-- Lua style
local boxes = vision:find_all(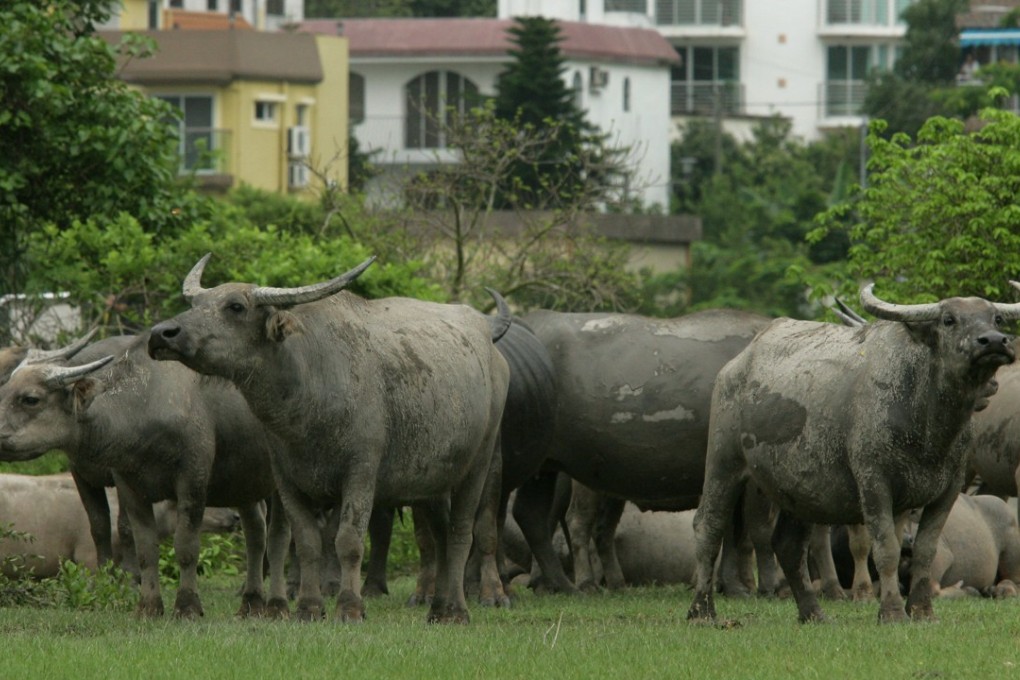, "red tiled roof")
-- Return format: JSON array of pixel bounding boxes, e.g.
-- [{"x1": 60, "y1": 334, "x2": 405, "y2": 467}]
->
[
  {"x1": 166, "y1": 9, "x2": 254, "y2": 30},
  {"x1": 299, "y1": 17, "x2": 679, "y2": 66}
]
